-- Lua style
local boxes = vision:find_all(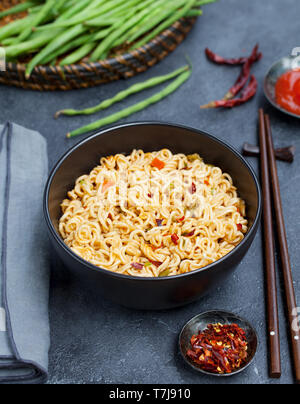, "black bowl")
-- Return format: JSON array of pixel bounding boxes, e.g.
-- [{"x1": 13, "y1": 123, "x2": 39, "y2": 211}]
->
[
  {"x1": 179, "y1": 310, "x2": 258, "y2": 377},
  {"x1": 44, "y1": 122, "x2": 261, "y2": 310}
]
